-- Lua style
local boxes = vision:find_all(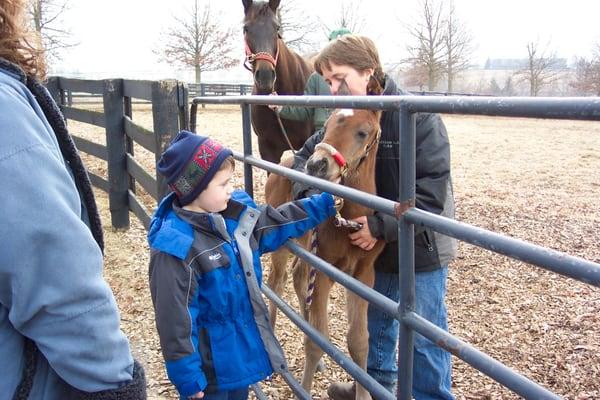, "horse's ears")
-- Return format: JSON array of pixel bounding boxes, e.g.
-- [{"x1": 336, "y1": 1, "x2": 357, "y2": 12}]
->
[
  {"x1": 269, "y1": 0, "x2": 280, "y2": 12},
  {"x1": 367, "y1": 75, "x2": 383, "y2": 96},
  {"x1": 371, "y1": 109, "x2": 383, "y2": 121},
  {"x1": 242, "y1": 0, "x2": 252, "y2": 12}
]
